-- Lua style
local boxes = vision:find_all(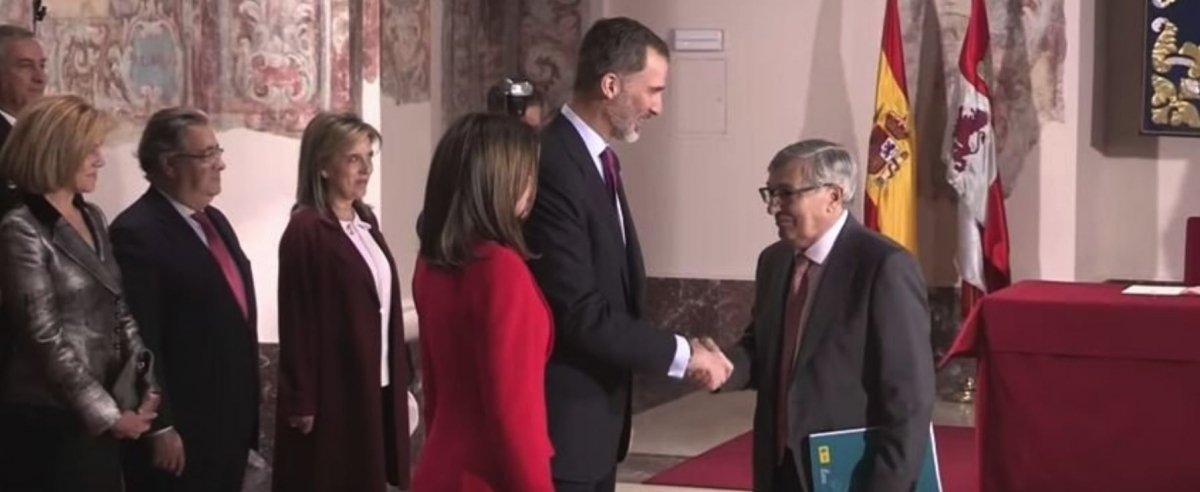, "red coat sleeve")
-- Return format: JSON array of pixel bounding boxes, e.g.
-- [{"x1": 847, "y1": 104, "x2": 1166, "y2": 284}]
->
[
  {"x1": 277, "y1": 217, "x2": 322, "y2": 418},
  {"x1": 474, "y1": 251, "x2": 554, "y2": 492}
]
